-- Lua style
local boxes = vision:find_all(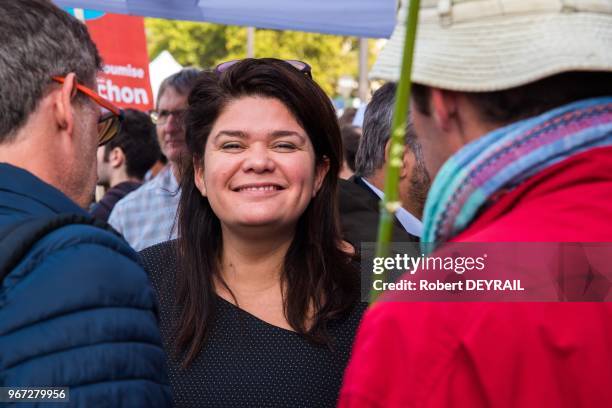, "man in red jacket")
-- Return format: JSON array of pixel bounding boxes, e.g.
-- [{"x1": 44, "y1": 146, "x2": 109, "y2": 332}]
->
[{"x1": 340, "y1": 0, "x2": 612, "y2": 407}]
